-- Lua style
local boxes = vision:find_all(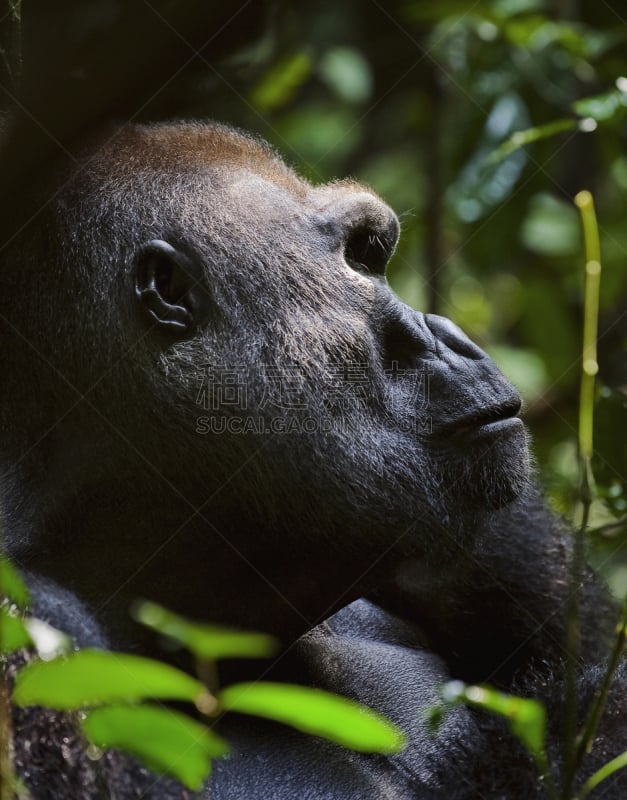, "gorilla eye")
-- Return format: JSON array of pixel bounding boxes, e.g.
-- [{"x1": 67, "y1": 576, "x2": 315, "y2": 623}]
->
[{"x1": 344, "y1": 226, "x2": 390, "y2": 276}]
